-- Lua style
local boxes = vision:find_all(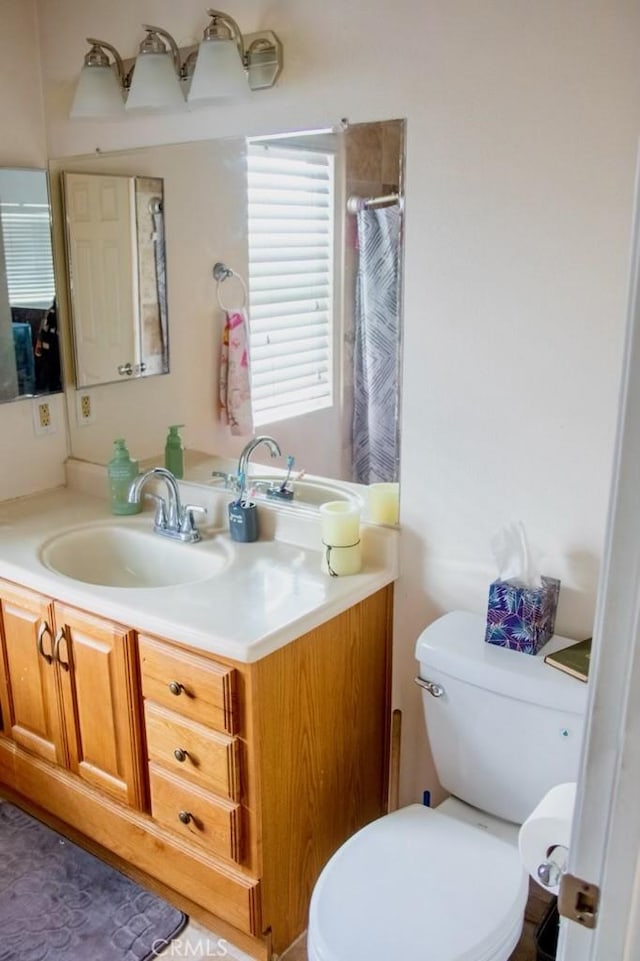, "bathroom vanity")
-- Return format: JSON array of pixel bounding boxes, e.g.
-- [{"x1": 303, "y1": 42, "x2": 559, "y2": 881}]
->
[{"x1": 0, "y1": 481, "x2": 396, "y2": 958}]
